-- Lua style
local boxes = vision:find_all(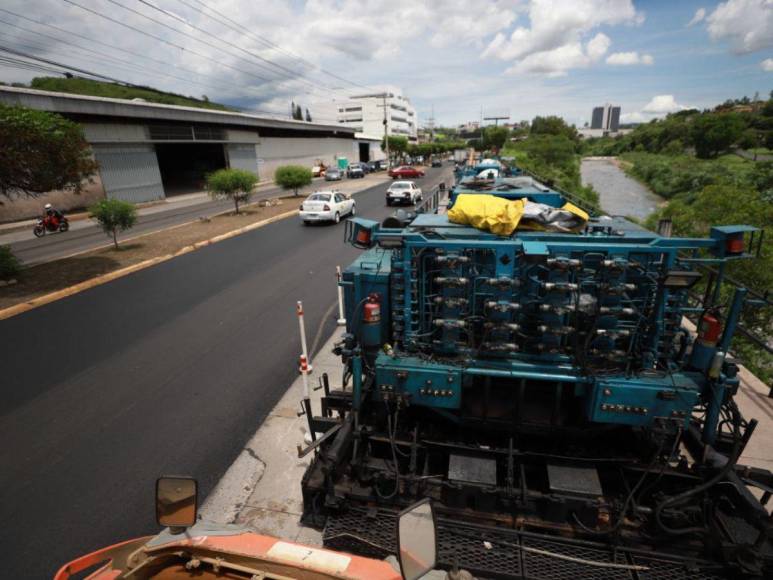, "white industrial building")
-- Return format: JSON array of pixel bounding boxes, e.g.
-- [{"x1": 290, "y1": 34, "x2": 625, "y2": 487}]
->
[
  {"x1": 0, "y1": 86, "x2": 383, "y2": 221},
  {"x1": 312, "y1": 86, "x2": 418, "y2": 142}
]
